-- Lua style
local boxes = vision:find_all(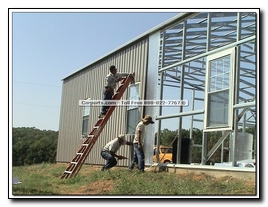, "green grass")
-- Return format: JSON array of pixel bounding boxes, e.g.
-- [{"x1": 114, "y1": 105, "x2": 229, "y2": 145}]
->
[{"x1": 12, "y1": 163, "x2": 256, "y2": 196}]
